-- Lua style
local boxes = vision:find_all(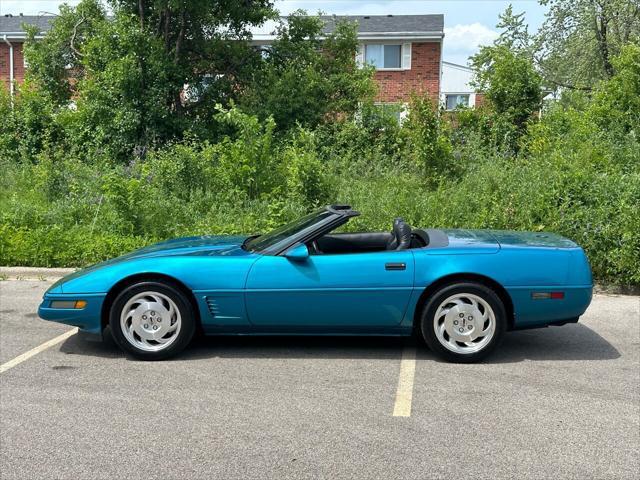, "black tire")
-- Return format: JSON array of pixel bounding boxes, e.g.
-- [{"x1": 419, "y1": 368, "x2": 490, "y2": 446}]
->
[
  {"x1": 109, "y1": 280, "x2": 196, "y2": 360},
  {"x1": 420, "y1": 282, "x2": 506, "y2": 363}
]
